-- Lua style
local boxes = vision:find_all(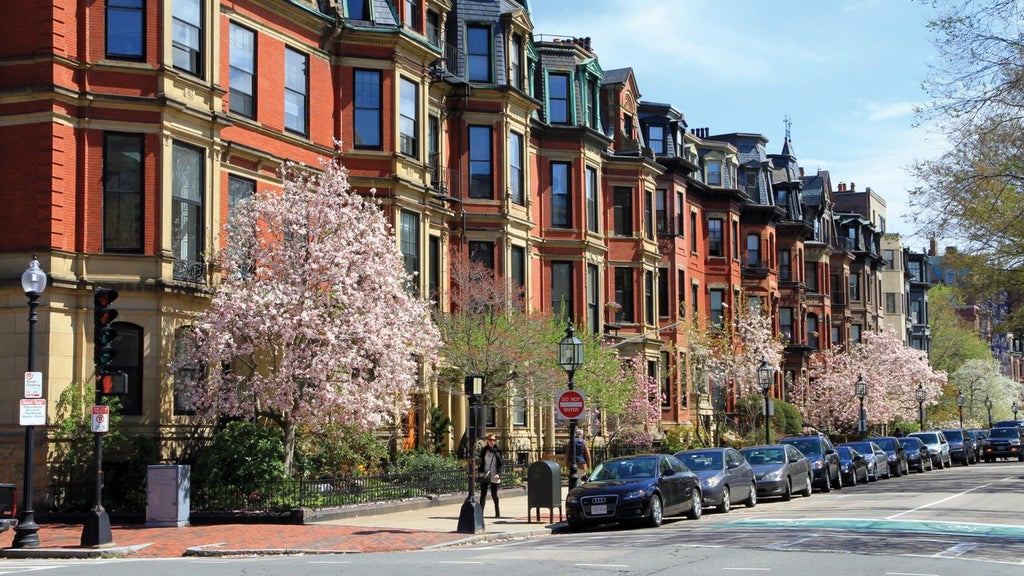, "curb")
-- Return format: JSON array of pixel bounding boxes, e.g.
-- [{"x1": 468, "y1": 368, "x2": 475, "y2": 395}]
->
[{"x1": 1, "y1": 542, "x2": 152, "y2": 559}]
